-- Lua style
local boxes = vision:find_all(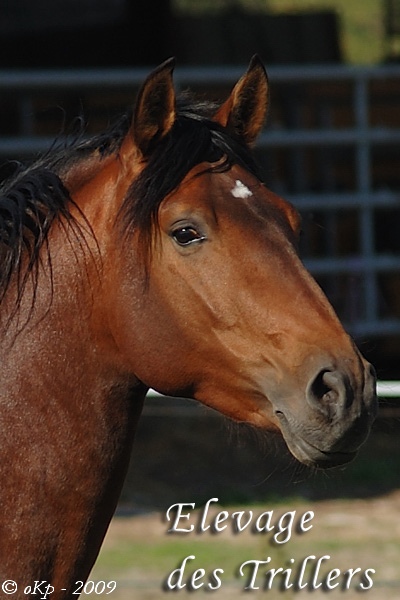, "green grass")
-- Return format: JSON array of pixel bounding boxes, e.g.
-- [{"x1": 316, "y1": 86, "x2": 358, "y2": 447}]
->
[
  {"x1": 93, "y1": 536, "x2": 262, "y2": 578},
  {"x1": 266, "y1": 0, "x2": 384, "y2": 63}
]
